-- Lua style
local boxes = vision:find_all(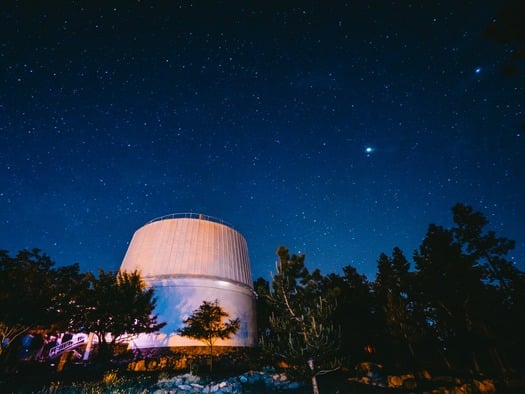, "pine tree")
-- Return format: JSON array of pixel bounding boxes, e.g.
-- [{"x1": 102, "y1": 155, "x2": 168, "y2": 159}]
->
[
  {"x1": 413, "y1": 203, "x2": 520, "y2": 375},
  {"x1": 262, "y1": 246, "x2": 340, "y2": 394}
]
